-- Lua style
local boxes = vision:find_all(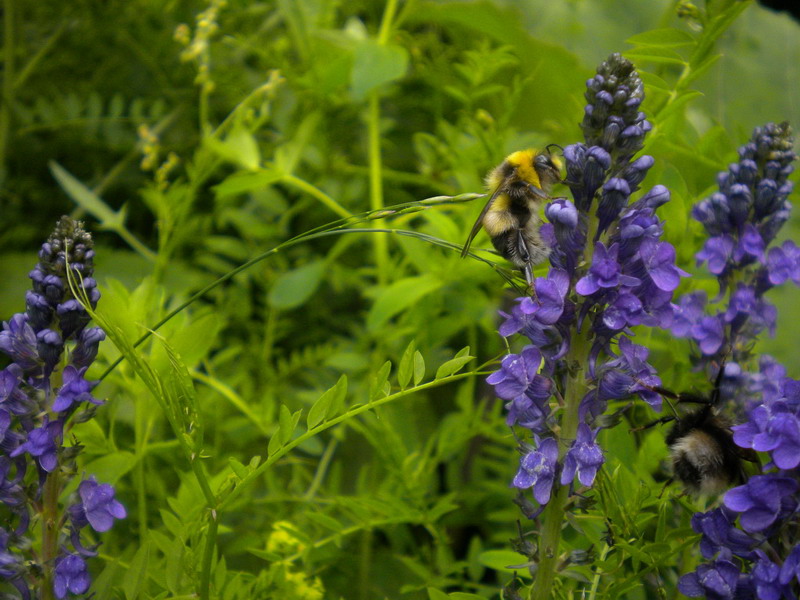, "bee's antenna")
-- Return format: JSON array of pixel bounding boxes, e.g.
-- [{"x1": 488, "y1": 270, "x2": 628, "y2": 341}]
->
[{"x1": 545, "y1": 143, "x2": 564, "y2": 155}]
